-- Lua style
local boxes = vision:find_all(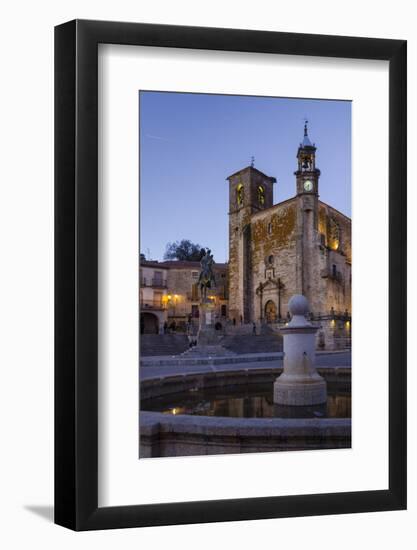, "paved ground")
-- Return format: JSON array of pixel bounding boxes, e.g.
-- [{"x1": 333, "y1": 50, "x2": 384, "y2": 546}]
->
[{"x1": 140, "y1": 350, "x2": 351, "y2": 381}]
